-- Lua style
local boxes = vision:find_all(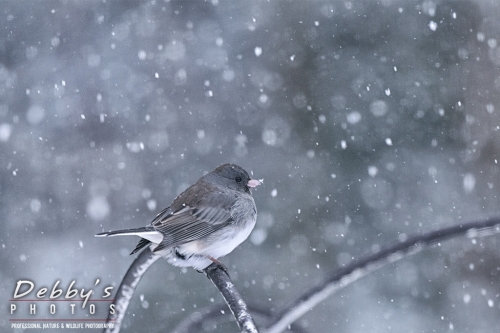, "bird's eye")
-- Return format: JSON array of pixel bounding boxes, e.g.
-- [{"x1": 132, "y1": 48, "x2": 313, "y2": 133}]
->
[{"x1": 235, "y1": 176, "x2": 242, "y2": 183}]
